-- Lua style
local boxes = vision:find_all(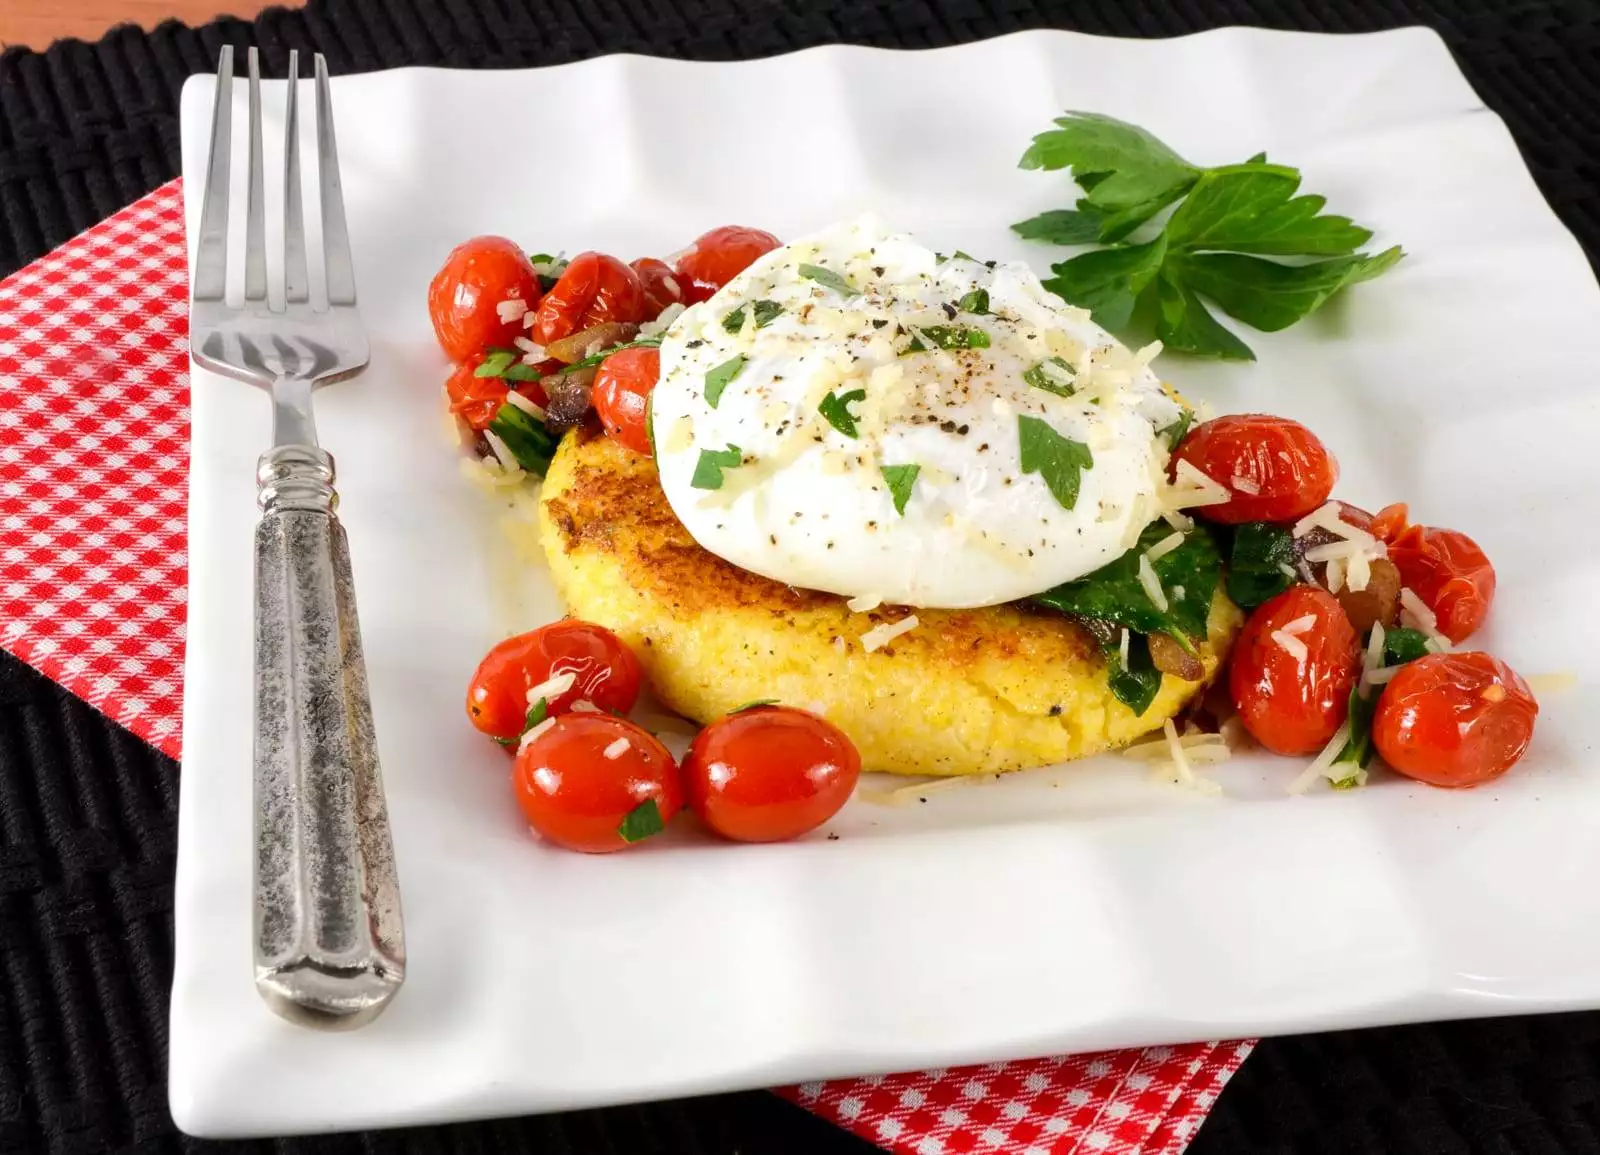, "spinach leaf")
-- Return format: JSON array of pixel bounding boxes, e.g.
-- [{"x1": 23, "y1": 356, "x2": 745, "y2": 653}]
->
[
  {"x1": 1033, "y1": 522, "x2": 1221, "y2": 642},
  {"x1": 1226, "y1": 522, "x2": 1297, "y2": 609},
  {"x1": 1383, "y1": 627, "x2": 1431, "y2": 667},
  {"x1": 1106, "y1": 632, "x2": 1162, "y2": 716}
]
